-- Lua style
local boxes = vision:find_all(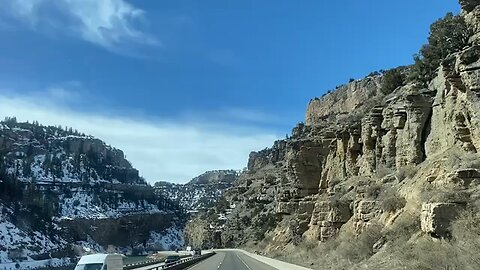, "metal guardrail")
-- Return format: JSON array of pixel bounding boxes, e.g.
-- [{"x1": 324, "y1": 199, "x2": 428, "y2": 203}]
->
[
  {"x1": 124, "y1": 255, "x2": 191, "y2": 270},
  {"x1": 124, "y1": 258, "x2": 165, "y2": 270},
  {"x1": 142, "y1": 252, "x2": 216, "y2": 270}
]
